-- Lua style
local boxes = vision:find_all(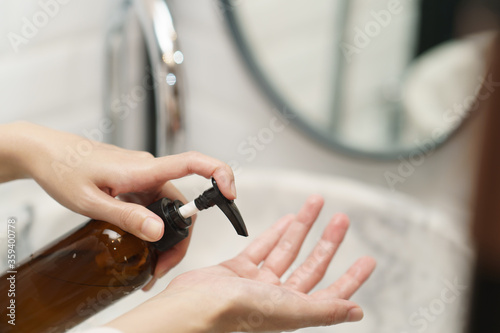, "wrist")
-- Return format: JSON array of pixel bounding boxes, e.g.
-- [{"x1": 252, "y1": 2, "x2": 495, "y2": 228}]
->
[
  {"x1": 105, "y1": 290, "x2": 230, "y2": 333},
  {"x1": 0, "y1": 121, "x2": 35, "y2": 181}
]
